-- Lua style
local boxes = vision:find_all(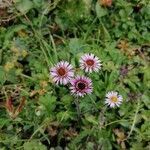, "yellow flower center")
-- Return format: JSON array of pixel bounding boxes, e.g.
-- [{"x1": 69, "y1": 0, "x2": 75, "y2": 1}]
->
[{"x1": 111, "y1": 96, "x2": 118, "y2": 103}]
